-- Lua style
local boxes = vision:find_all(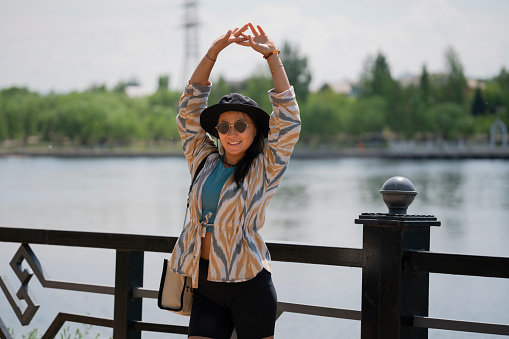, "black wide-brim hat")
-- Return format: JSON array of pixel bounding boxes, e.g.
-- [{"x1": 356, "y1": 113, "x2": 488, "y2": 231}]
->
[{"x1": 200, "y1": 93, "x2": 270, "y2": 138}]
